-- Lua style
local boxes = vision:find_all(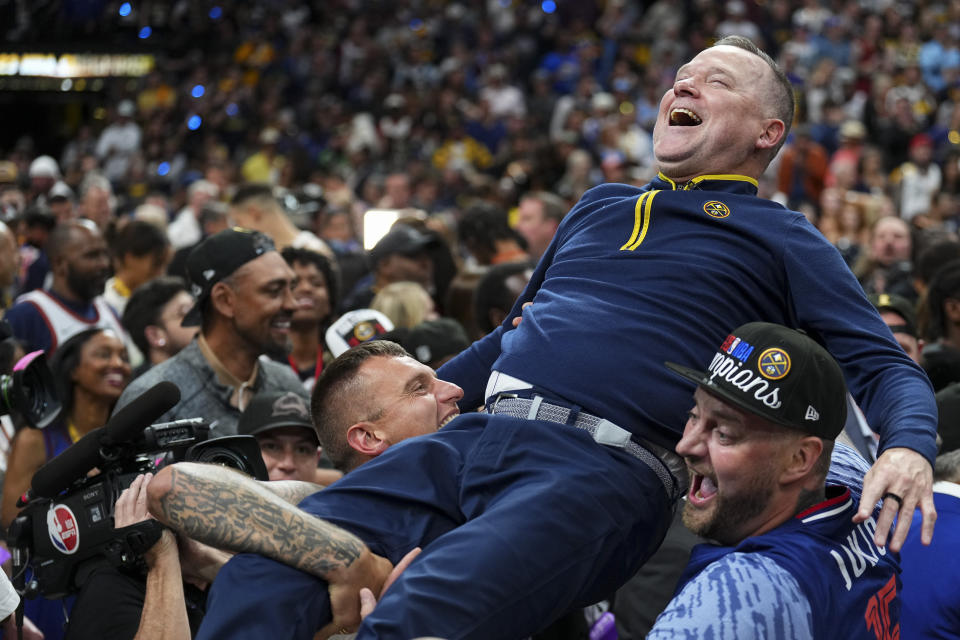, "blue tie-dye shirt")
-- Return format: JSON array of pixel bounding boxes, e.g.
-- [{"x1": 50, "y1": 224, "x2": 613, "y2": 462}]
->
[{"x1": 648, "y1": 444, "x2": 900, "y2": 639}]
